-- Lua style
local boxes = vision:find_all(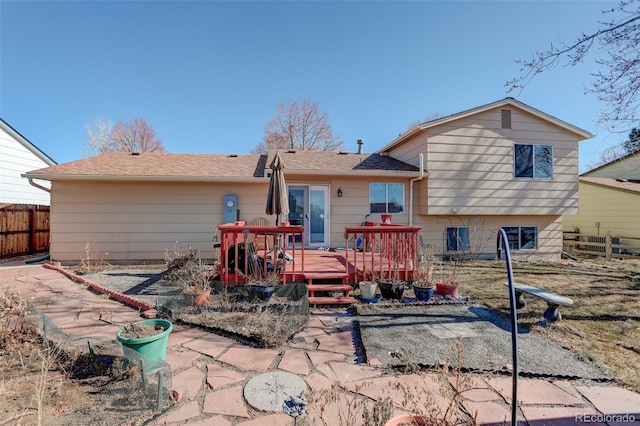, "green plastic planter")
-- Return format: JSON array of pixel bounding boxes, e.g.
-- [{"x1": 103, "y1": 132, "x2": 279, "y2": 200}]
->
[{"x1": 117, "y1": 319, "x2": 173, "y2": 364}]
